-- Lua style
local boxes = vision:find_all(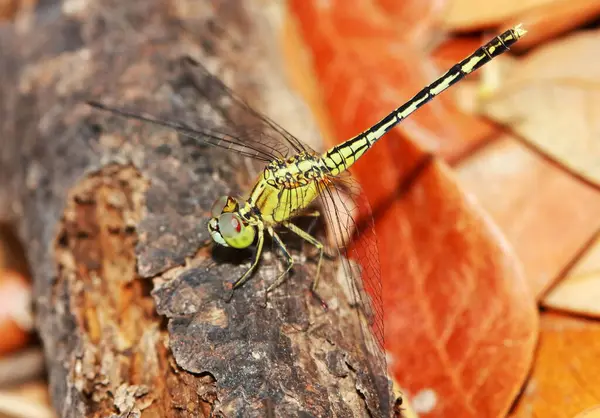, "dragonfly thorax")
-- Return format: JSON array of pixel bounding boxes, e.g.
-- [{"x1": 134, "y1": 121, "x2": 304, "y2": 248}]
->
[
  {"x1": 265, "y1": 151, "x2": 327, "y2": 188},
  {"x1": 208, "y1": 196, "x2": 256, "y2": 249}
]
